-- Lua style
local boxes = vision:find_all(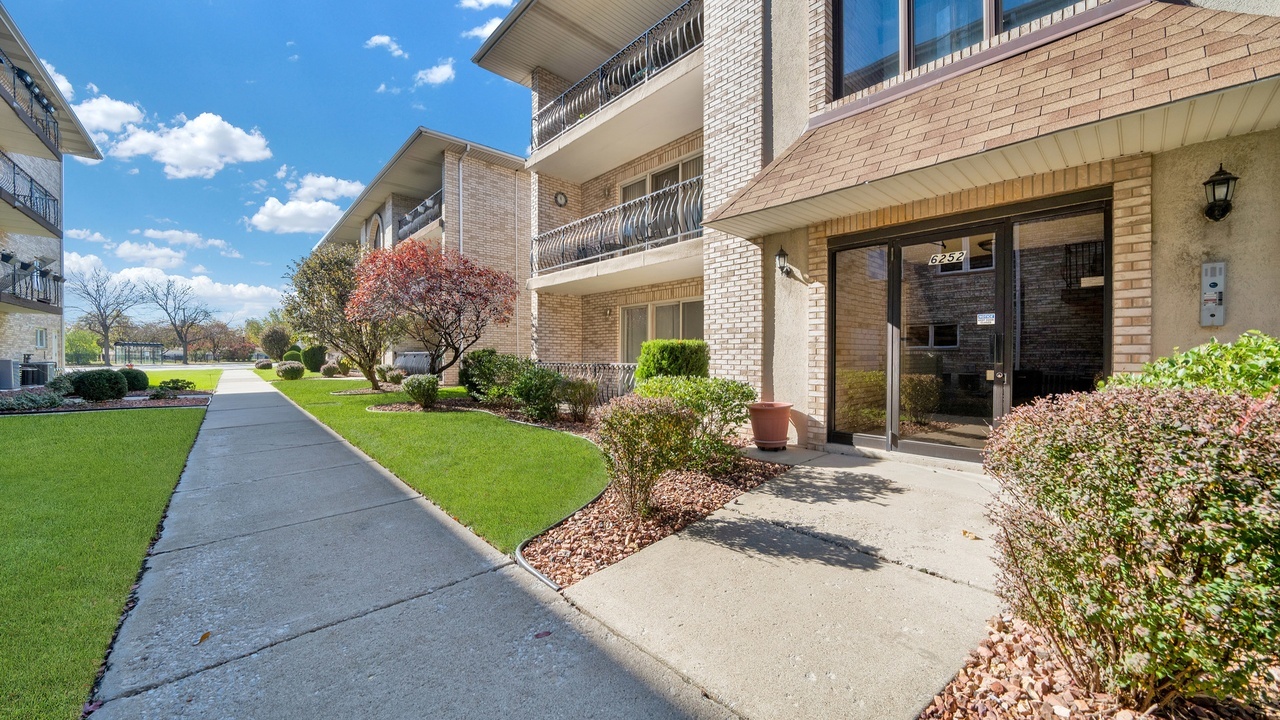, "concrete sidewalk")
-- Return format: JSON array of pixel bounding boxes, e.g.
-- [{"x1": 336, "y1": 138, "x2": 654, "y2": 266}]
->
[
  {"x1": 564, "y1": 448, "x2": 1001, "y2": 720},
  {"x1": 92, "y1": 369, "x2": 728, "y2": 719}
]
